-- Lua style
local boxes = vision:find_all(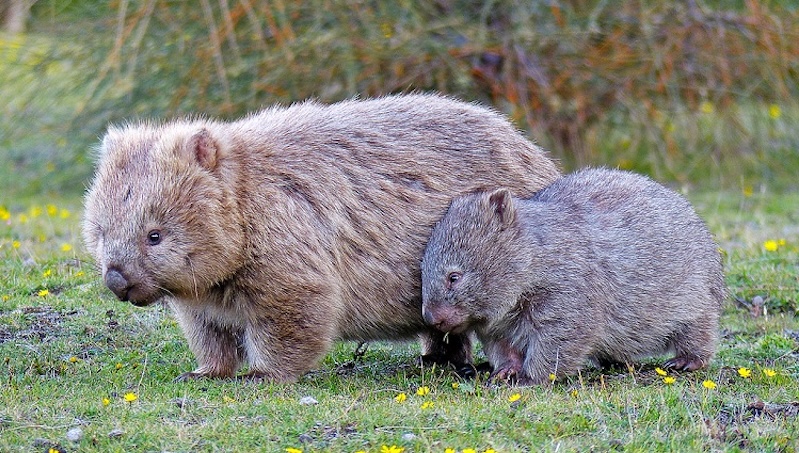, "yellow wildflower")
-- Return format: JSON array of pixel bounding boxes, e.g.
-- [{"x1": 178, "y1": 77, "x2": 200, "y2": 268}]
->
[
  {"x1": 451, "y1": 382, "x2": 459, "y2": 389},
  {"x1": 416, "y1": 386, "x2": 430, "y2": 396},
  {"x1": 484, "y1": 449, "x2": 496, "y2": 453},
  {"x1": 59, "y1": 208, "x2": 71, "y2": 219},
  {"x1": 738, "y1": 367, "x2": 752, "y2": 378},
  {"x1": 115, "y1": 363, "x2": 124, "y2": 370},
  {"x1": 61, "y1": 243, "x2": 73, "y2": 252},
  {"x1": 17, "y1": 214, "x2": 28, "y2": 224},
  {"x1": 46, "y1": 204, "x2": 58, "y2": 217},
  {"x1": 663, "y1": 376, "x2": 676, "y2": 385},
  {"x1": 69, "y1": 356, "x2": 78, "y2": 363},
  {"x1": 75, "y1": 271, "x2": 85, "y2": 277},
  {"x1": 43, "y1": 269, "x2": 52, "y2": 278},
  {"x1": 769, "y1": 104, "x2": 781, "y2": 119},
  {"x1": 445, "y1": 449, "x2": 456, "y2": 453},
  {"x1": 49, "y1": 448, "x2": 60, "y2": 453},
  {"x1": 30, "y1": 206, "x2": 42, "y2": 218},
  {"x1": 702, "y1": 380, "x2": 717, "y2": 390},
  {"x1": 763, "y1": 368, "x2": 777, "y2": 377},
  {"x1": 285, "y1": 448, "x2": 302, "y2": 453},
  {"x1": 655, "y1": 367, "x2": 668, "y2": 376},
  {"x1": 102, "y1": 398, "x2": 111, "y2": 406},
  {"x1": 548, "y1": 373, "x2": 556, "y2": 382},
  {"x1": 700, "y1": 101, "x2": 714, "y2": 114},
  {"x1": 421, "y1": 401, "x2": 434, "y2": 409},
  {"x1": 0, "y1": 207, "x2": 9, "y2": 221},
  {"x1": 763, "y1": 240, "x2": 779, "y2": 252},
  {"x1": 570, "y1": 389, "x2": 579, "y2": 398},
  {"x1": 394, "y1": 392, "x2": 407, "y2": 403},
  {"x1": 123, "y1": 392, "x2": 138, "y2": 403},
  {"x1": 2, "y1": 295, "x2": 9, "y2": 302},
  {"x1": 12, "y1": 240, "x2": 21, "y2": 249},
  {"x1": 508, "y1": 393, "x2": 521, "y2": 403},
  {"x1": 38, "y1": 289, "x2": 49, "y2": 297},
  {"x1": 380, "y1": 446, "x2": 404, "y2": 453}
]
